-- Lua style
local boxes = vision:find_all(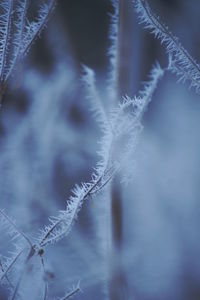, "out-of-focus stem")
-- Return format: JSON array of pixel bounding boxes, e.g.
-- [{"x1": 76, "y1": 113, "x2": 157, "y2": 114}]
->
[
  {"x1": 116, "y1": 0, "x2": 135, "y2": 97},
  {"x1": 109, "y1": 0, "x2": 134, "y2": 299}
]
